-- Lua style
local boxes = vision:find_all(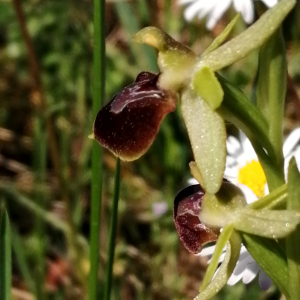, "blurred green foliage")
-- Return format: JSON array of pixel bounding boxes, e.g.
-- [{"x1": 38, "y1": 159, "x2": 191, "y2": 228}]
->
[{"x1": 0, "y1": 0, "x2": 300, "y2": 299}]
